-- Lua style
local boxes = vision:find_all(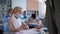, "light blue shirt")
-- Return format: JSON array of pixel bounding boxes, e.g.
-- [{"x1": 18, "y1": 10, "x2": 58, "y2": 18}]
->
[{"x1": 2, "y1": 15, "x2": 9, "y2": 32}]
